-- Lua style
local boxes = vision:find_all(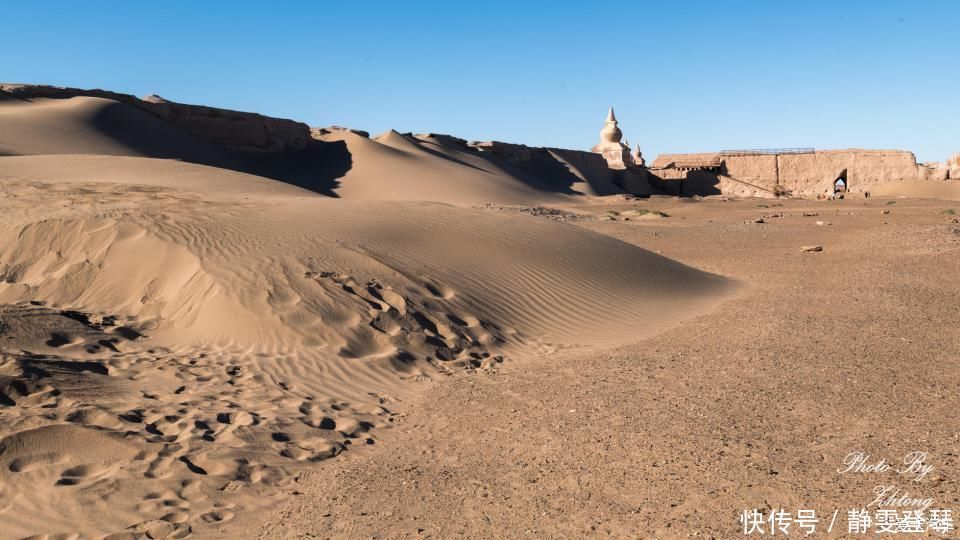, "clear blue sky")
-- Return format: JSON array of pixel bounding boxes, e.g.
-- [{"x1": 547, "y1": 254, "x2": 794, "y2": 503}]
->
[{"x1": 3, "y1": 1, "x2": 957, "y2": 162}]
